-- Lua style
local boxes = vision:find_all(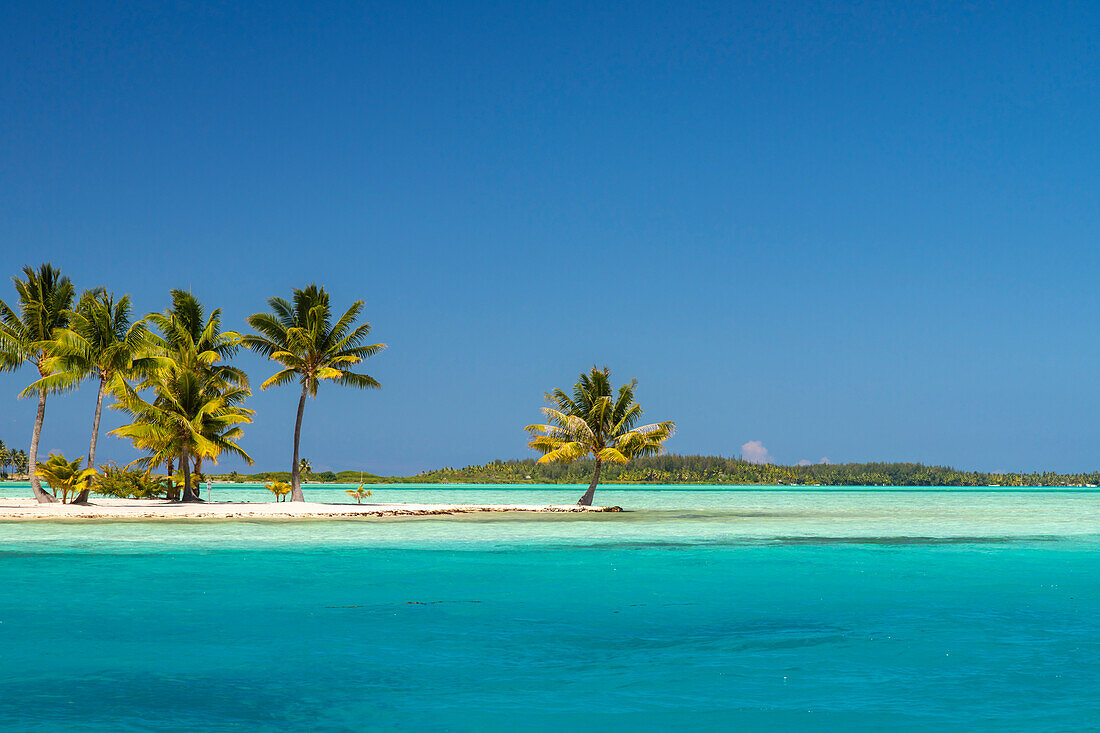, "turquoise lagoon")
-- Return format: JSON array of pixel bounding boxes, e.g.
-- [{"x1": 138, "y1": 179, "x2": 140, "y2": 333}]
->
[{"x1": 1, "y1": 486, "x2": 1098, "y2": 731}]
